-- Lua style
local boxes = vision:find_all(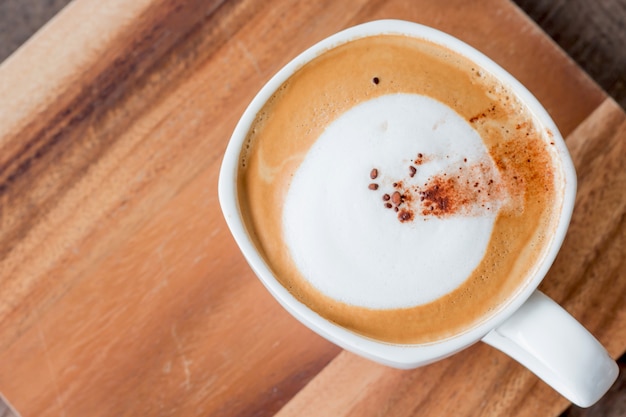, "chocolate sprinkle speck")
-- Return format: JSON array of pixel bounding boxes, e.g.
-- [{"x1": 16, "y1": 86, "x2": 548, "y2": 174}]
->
[
  {"x1": 391, "y1": 191, "x2": 402, "y2": 205},
  {"x1": 398, "y1": 210, "x2": 412, "y2": 222},
  {"x1": 385, "y1": 203, "x2": 392, "y2": 209},
  {"x1": 409, "y1": 166, "x2": 417, "y2": 177},
  {"x1": 368, "y1": 183, "x2": 379, "y2": 190},
  {"x1": 372, "y1": 77, "x2": 380, "y2": 85},
  {"x1": 382, "y1": 194, "x2": 390, "y2": 201},
  {"x1": 370, "y1": 168, "x2": 378, "y2": 179}
]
